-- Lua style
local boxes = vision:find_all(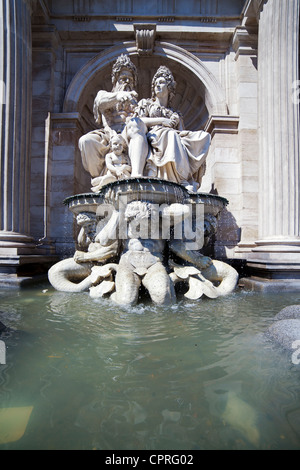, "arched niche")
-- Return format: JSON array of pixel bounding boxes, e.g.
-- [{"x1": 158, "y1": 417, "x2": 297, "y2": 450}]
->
[{"x1": 63, "y1": 41, "x2": 228, "y2": 134}]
